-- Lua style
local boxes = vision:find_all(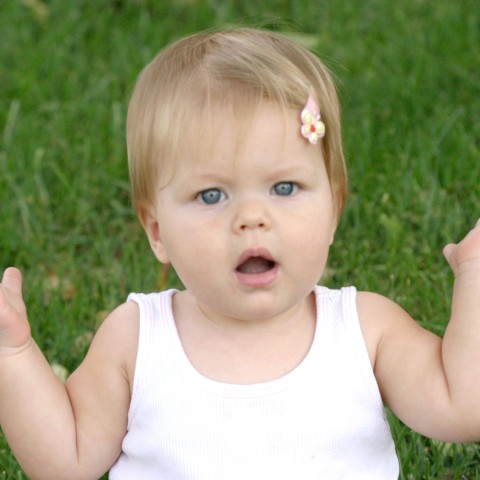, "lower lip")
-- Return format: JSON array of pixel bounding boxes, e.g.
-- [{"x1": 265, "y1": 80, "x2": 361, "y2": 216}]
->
[{"x1": 234, "y1": 264, "x2": 279, "y2": 288}]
